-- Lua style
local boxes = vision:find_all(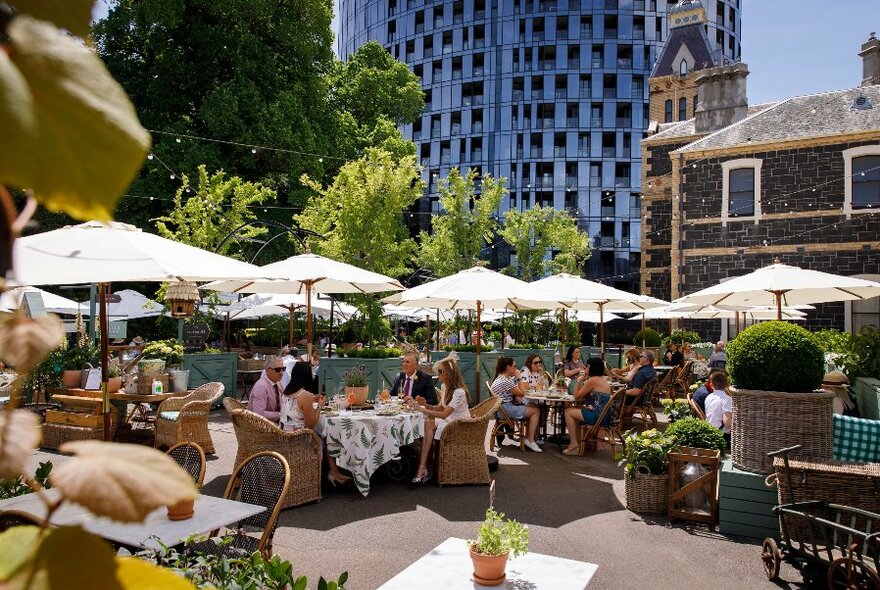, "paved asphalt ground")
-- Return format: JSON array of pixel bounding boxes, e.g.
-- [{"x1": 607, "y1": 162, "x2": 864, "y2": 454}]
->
[{"x1": 32, "y1": 411, "x2": 816, "y2": 590}]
